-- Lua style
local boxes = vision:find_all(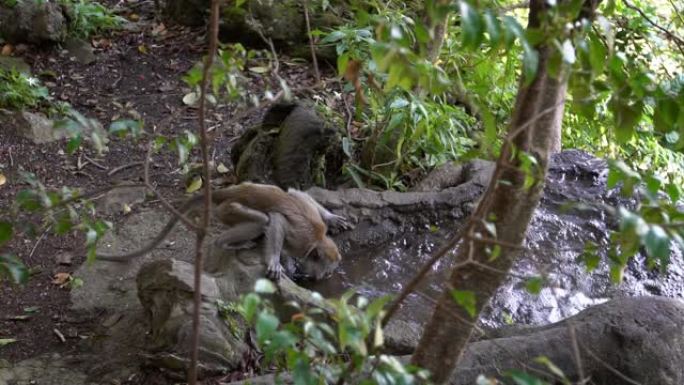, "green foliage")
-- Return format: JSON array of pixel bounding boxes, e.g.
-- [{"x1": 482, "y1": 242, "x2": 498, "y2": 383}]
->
[
  {"x1": 236, "y1": 279, "x2": 429, "y2": 384},
  {"x1": 183, "y1": 43, "x2": 251, "y2": 104},
  {"x1": 0, "y1": 253, "x2": 28, "y2": 284},
  {"x1": 60, "y1": 0, "x2": 125, "y2": 38},
  {"x1": 600, "y1": 161, "x2": 684, "y2": 282},
  {"x1": 0, "y1": 69, "x2": 50, "y2": 109},
  {"x1": 1, "y1": 171, "x2": 114, "y2": 278}
]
